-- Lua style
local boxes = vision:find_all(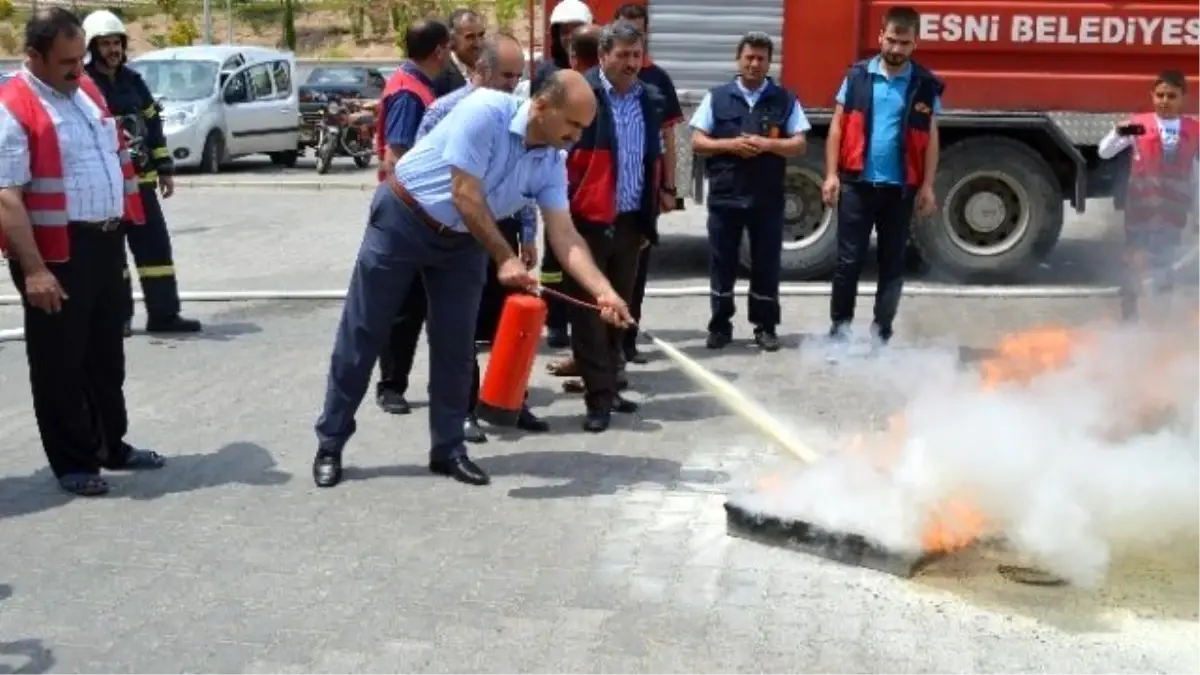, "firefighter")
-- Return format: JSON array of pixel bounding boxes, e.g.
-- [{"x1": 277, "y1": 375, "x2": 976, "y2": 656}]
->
[
  {"x1": 690, "y1": 32, "x2": 809, "y2": 352},
  {"x1": 82, "y1": 10, "x2": 201, "y2": 336},
  {"x1": 1098, "y1": 70, "x2": 1199, "y2": 321},
  {"x1": 532, "y1": 0, "x2": 592, "y2": 349}
]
